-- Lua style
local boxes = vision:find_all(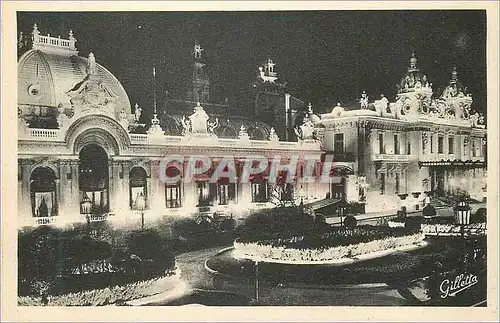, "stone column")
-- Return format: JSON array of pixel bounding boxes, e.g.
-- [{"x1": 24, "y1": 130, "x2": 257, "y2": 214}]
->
[
  {"x1": 108, "y1": 159, "x2": 121, "y2": 215},
  {"x1": 149, "y1": 159, "x2": 166, "y2": 215},
  {"x1": 19, "y1": 159, "x2": 32, "y2": 222}
]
